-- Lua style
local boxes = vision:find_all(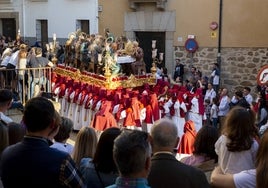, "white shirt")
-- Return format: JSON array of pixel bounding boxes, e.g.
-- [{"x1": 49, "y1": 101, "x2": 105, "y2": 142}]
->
[
  {"x1": 210, "y1": 104, "x2": 218, "y2": 118},
  {"x1": 218, "y1": 95, "x2": 229, "y2": 116},
  {"x1": 17, "y1": 58, "x2": 27, "y2": 77},
  {"x1": 244, "y1": 94, "x2": 253, "y2": 105},
  {"x1": 0, "y1": 56, "x2": 11, "y2": 67},
  {"x1": 211, "y1": 70, "x2": 219, "y2": 85},
  {"x1": 50, "y1": 142, "x2": 74, "y2": 155},
  {"x1": 8, "y1": 50, "x2": 19, "y2": 66},
  {"x1": 233, "y1": 169, "x2": 256, "y2": 188},
  {"x1": 204, "y1": 89, "x2": 216, "y2": 104},
  {"x1": 215, "y1": 135, "x2": 258, "y2": 174},
  {"x1": 0, "y1": 112, "x2": 13, "y2": 124}
]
